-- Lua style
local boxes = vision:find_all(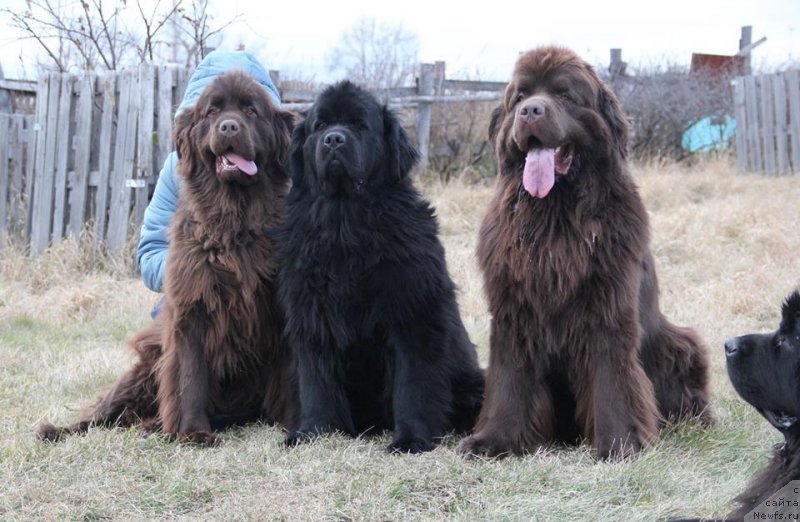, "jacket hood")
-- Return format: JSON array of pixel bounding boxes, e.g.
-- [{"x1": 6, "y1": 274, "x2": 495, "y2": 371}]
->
[{"x1": 175, "y1": 50, "x2": 281, "y2": 117}]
